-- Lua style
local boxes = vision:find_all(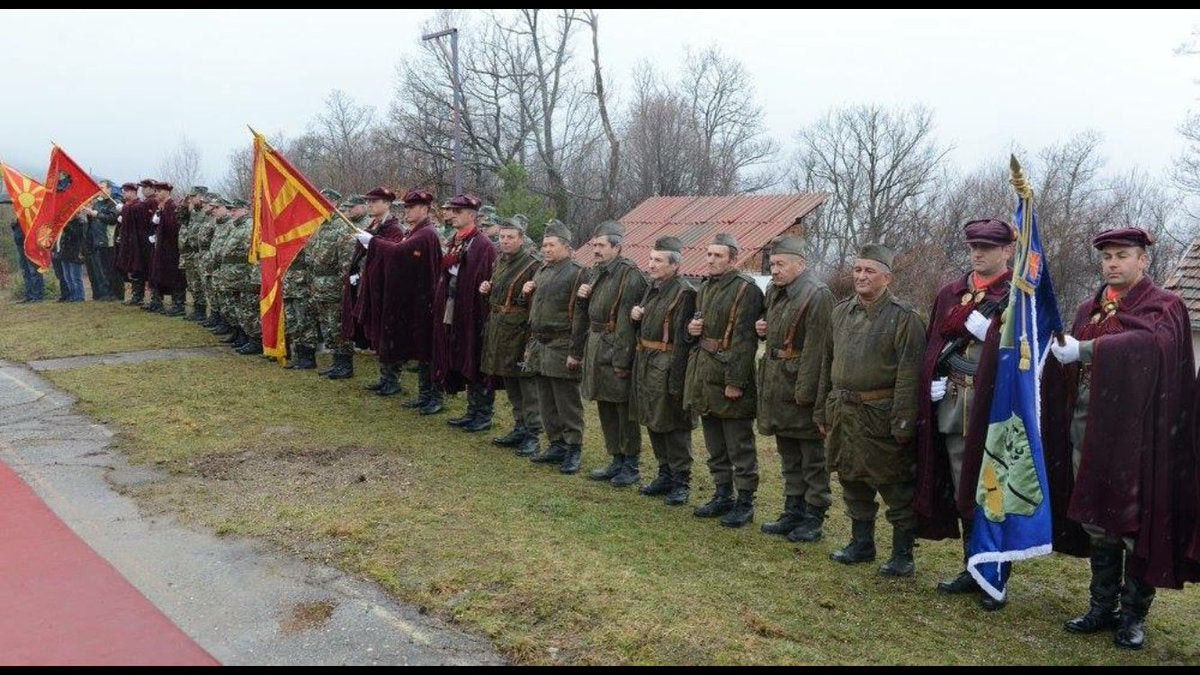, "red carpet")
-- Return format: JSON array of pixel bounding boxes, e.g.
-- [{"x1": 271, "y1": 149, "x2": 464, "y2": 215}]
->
[{"x1": 0, "y1": 462, "x2": 219, "y2": 665}]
